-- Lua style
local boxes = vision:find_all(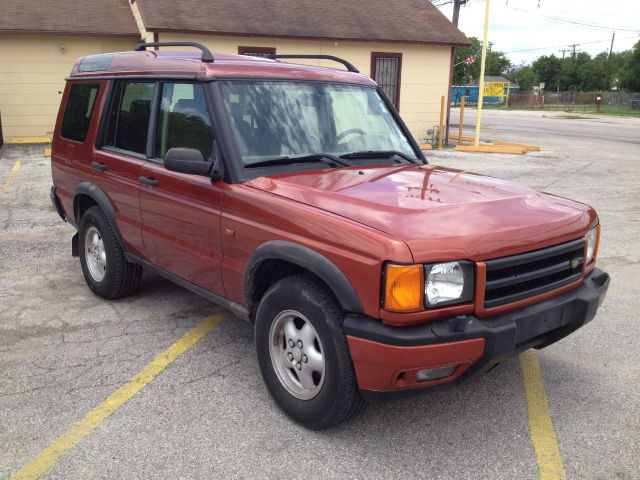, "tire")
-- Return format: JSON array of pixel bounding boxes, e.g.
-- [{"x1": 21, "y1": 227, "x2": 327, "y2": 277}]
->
[
  {"x1": 78, "y1": 206, "x2": 142, "y2": 299},
  {"x1": 255, "y1": 274, "x2": 365, "y2": 429}
]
